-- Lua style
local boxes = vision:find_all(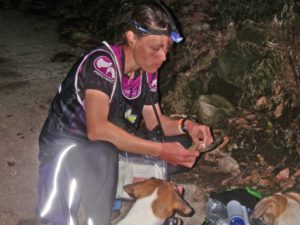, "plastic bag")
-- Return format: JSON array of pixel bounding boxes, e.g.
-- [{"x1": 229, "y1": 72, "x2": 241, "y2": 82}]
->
[
  {"x1": 116, "y1": 152, "x2": 167, "y2": 199},
  {"x1": 116, "y1": 123, "x2": 167, "y2": 199}
]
